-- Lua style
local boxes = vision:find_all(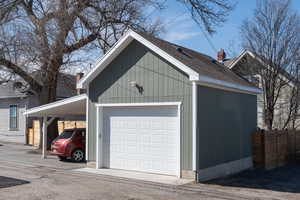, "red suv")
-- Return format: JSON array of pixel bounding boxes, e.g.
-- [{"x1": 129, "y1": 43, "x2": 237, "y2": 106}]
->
[{"x1": 51, "y1": 128, "x2": 86, "y2": 162}]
